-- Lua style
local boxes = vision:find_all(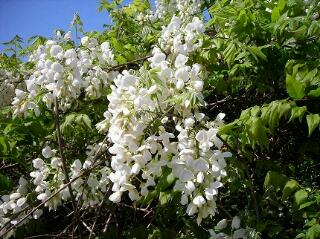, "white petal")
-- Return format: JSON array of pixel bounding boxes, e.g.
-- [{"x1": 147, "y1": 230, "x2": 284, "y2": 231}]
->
[
  {"x1": 192, "y1": 195, "x2": 206, "y2": 207},
  {"x1": 42, "y1": 146, "x2": 53, "y2": 159},
  {"x1": 193, "y1": 158, "x2": 209, "y2": 171},
  {"x1": 186, "y1": 203, "x2": 198, "y2": 216},
  {"x1": 216, "y1": 219, "x2": 228, "y2": 230},
  {"x1": 185, "y1": 181, "x2": 195, "y2": 193},
  {"x1": 196, "y1": 172, "x2": 204, "y2": 183},
  {"x1": 175, "y1": 54, "x2": 188, "y2": 68},
  {"x1": 109, "y1": 191, "x2": 122, "y2": 203},
  {"x1": 179, "y1": 169, "x2": 194, "y2": 182},
  {"x1": 231, "y1": 216, "x2": 241, "y2": 229},
  {"x1": 211, "y1": 161, "x2": 221, "y2": 172},
  {"x1": 195, "y1": 130, "x2": 207, "y2": 142}
]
